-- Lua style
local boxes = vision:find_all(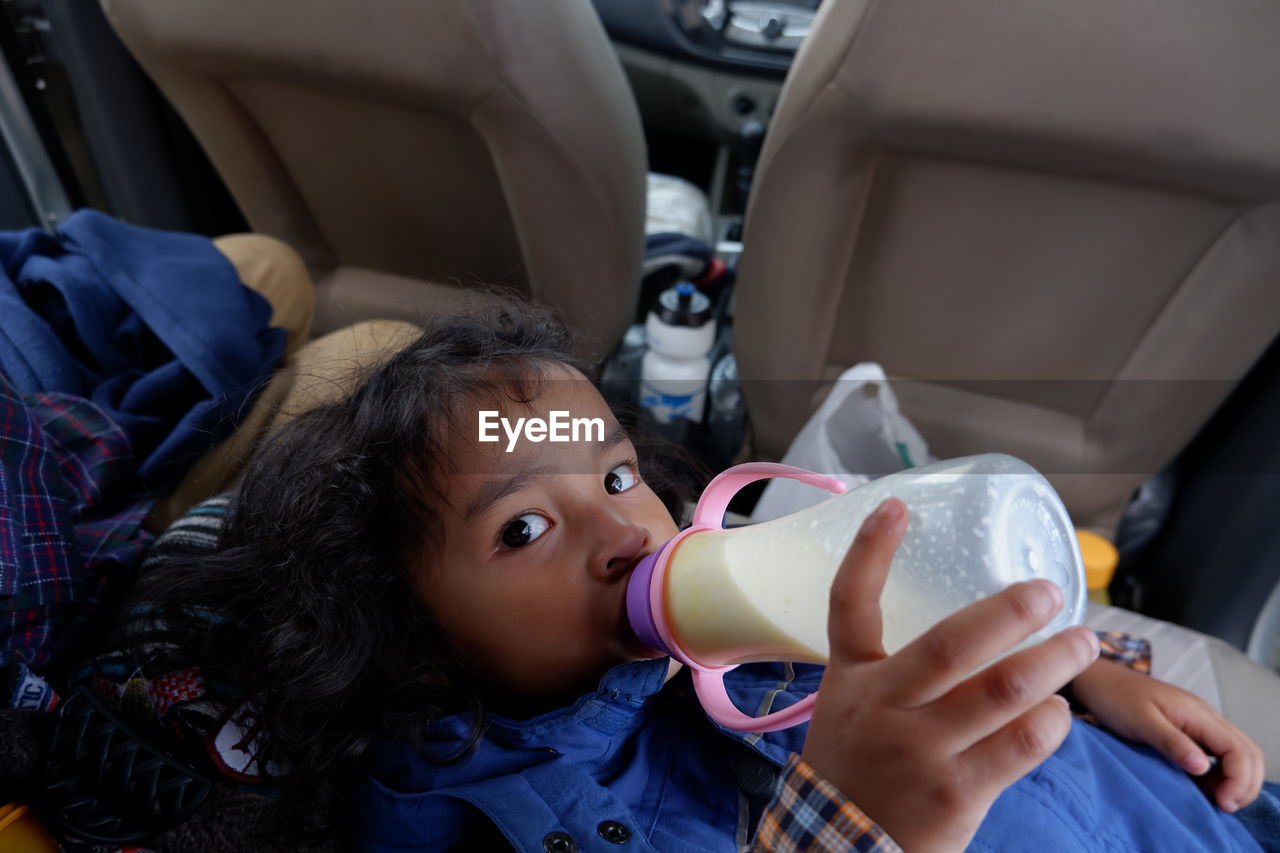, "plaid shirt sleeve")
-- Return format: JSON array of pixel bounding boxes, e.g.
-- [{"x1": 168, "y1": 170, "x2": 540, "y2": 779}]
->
[
  {"x1": 751, "y1": 754, "x2": 903, "y2": 853},
  {"x1": 1095, "y1": 630, "x2": 1152, "y2": 674}
]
